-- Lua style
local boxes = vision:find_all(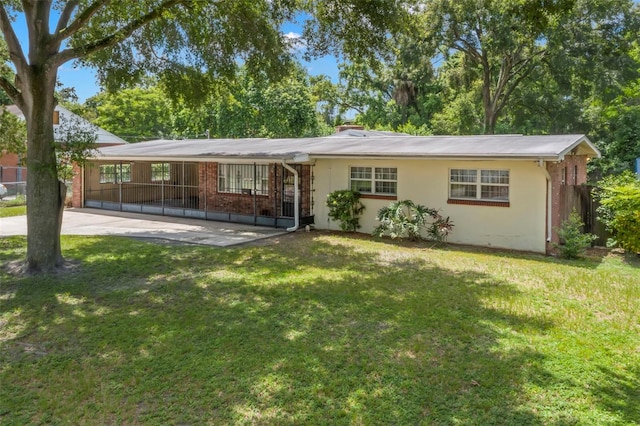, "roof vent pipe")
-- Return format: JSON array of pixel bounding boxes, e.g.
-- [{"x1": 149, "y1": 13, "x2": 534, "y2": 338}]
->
[{"x1": 282, "y1": 162, "x2": 299, "y2": 232}]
